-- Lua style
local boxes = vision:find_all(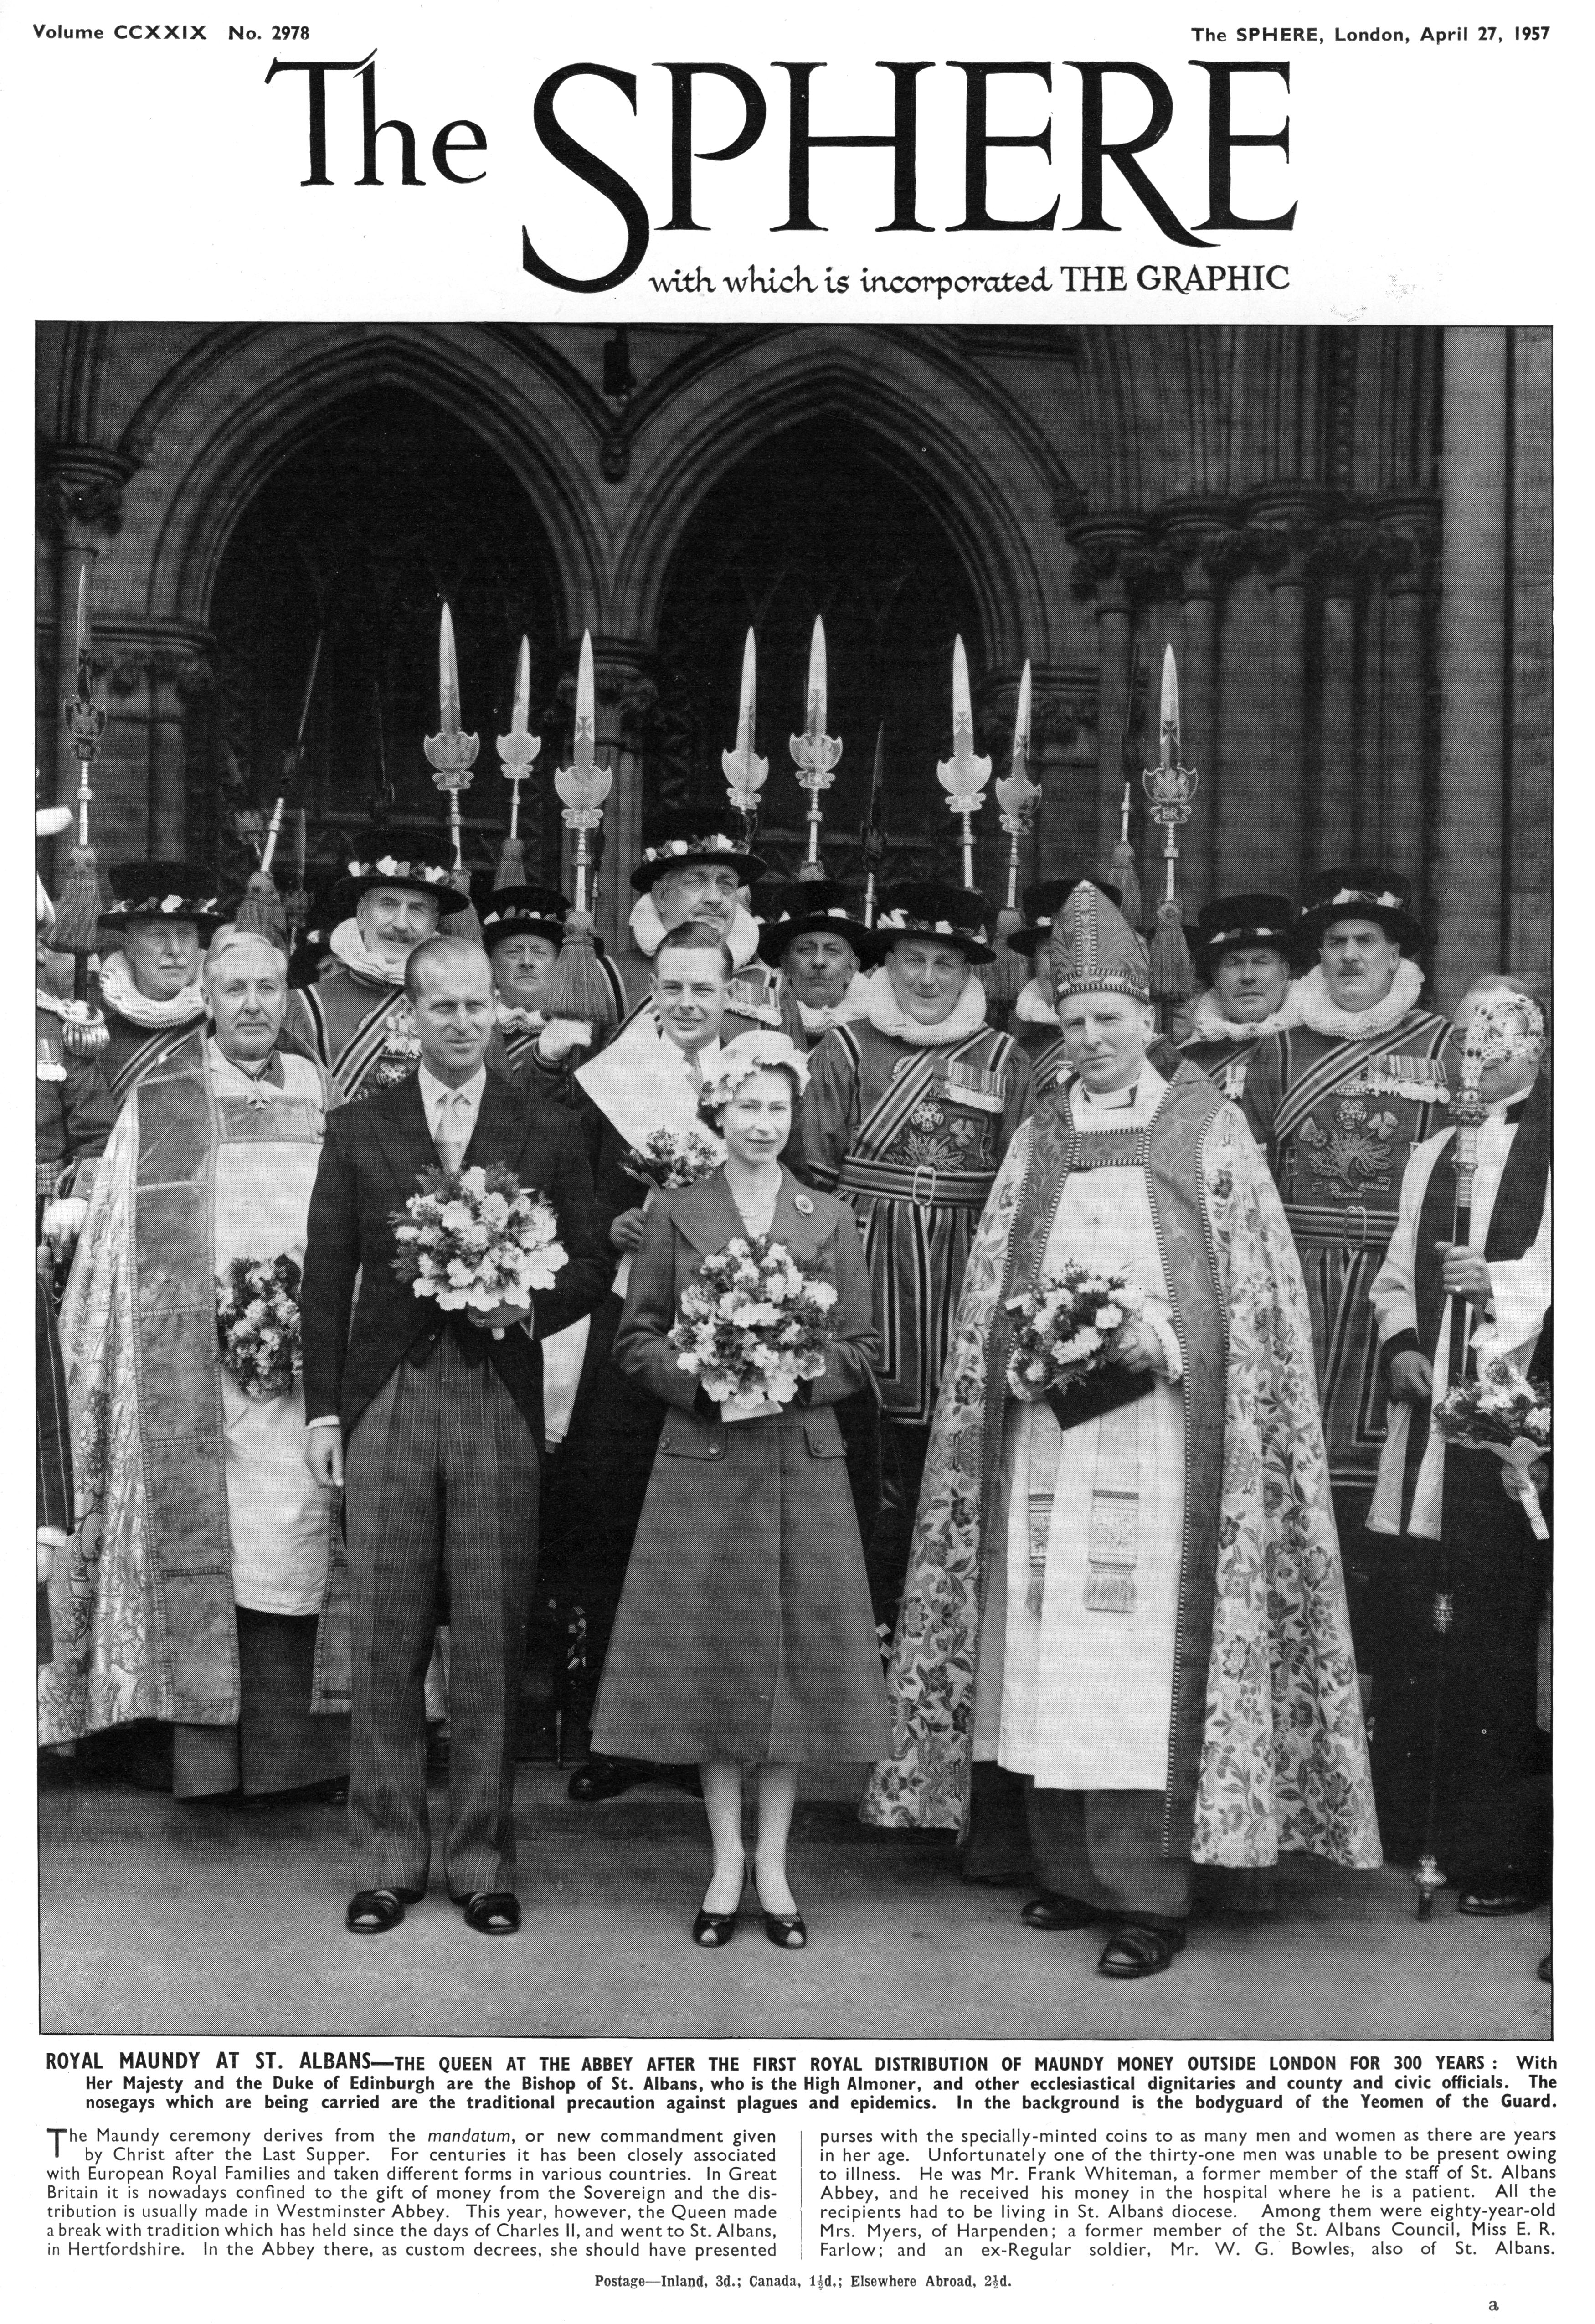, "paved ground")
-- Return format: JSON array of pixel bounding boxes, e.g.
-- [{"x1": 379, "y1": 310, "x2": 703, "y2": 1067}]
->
[{"x1": 40, "y1": 1763, "x2": 1551, "y2": 2040}]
